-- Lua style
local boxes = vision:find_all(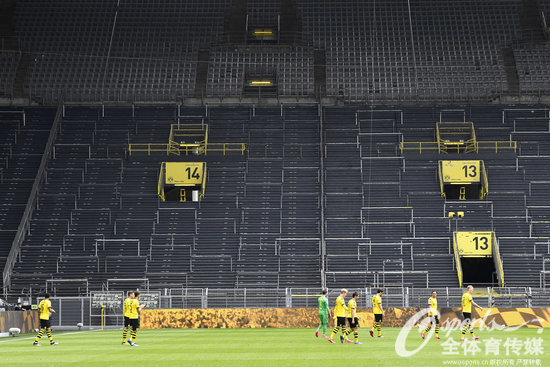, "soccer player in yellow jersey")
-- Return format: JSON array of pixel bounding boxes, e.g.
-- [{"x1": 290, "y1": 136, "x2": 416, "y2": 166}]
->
[
  {"x1": 461, "y1": 285, "x2": 483, "y2": 341},
  {"x1": 33, "y1": 294, "x2": 58, "y2": 346},
  {"x1": 344, "y1": 292, "x2": 362, "y2": 344},
  {"x1": 328, "y1": 289, "x2": 350, "y2": 344},
  {"x1": 422, "y1": 291, "x2": 440, "y2": 340},
  {"x1": 122, "y1": 291, "x2": 136, "y2": 345},
  {"x1": 370, "y1": 289, "x2": 384, "y2": 338},
  {"x1": 131, "y1": 292, "x2": 146, "y2": 345}
]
